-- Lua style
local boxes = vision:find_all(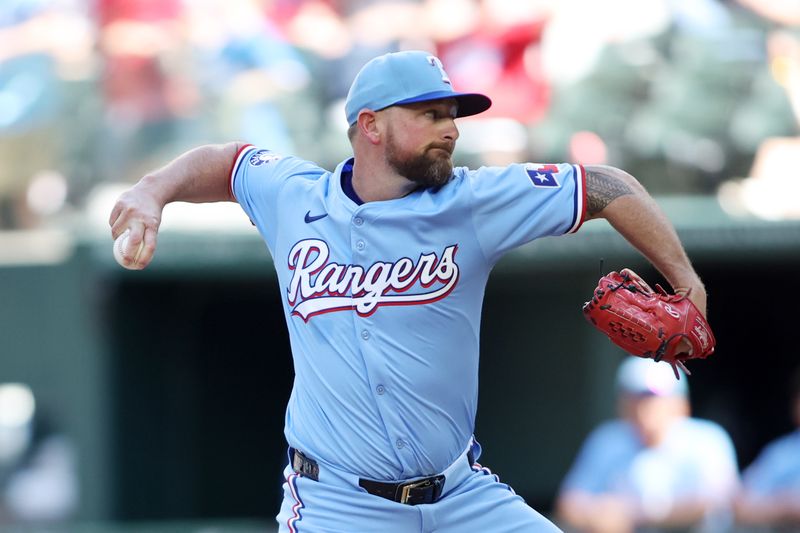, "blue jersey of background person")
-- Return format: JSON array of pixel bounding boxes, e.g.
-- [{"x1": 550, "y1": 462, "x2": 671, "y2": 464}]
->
[{"x1": 230, "y1": 140, "x2": 586, "y2": 481}]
